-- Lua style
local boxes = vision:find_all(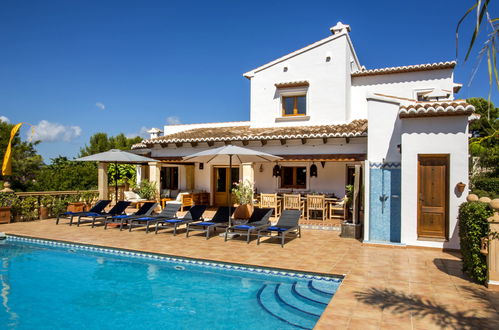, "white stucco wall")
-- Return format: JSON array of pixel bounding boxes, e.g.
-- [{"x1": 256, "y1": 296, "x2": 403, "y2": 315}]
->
[
  {"x1": 248, "y1": 34, "x2": 352, "y2": 127},
  {"x1": 366, "y1": 96, "x2": 402, "y2": 163},
  {"x1": 351, "y1": 69, "x2": 454, "y2": 120},
  {"x1": 400, "y1": 116, "x2": 469, "y2": 250}
]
